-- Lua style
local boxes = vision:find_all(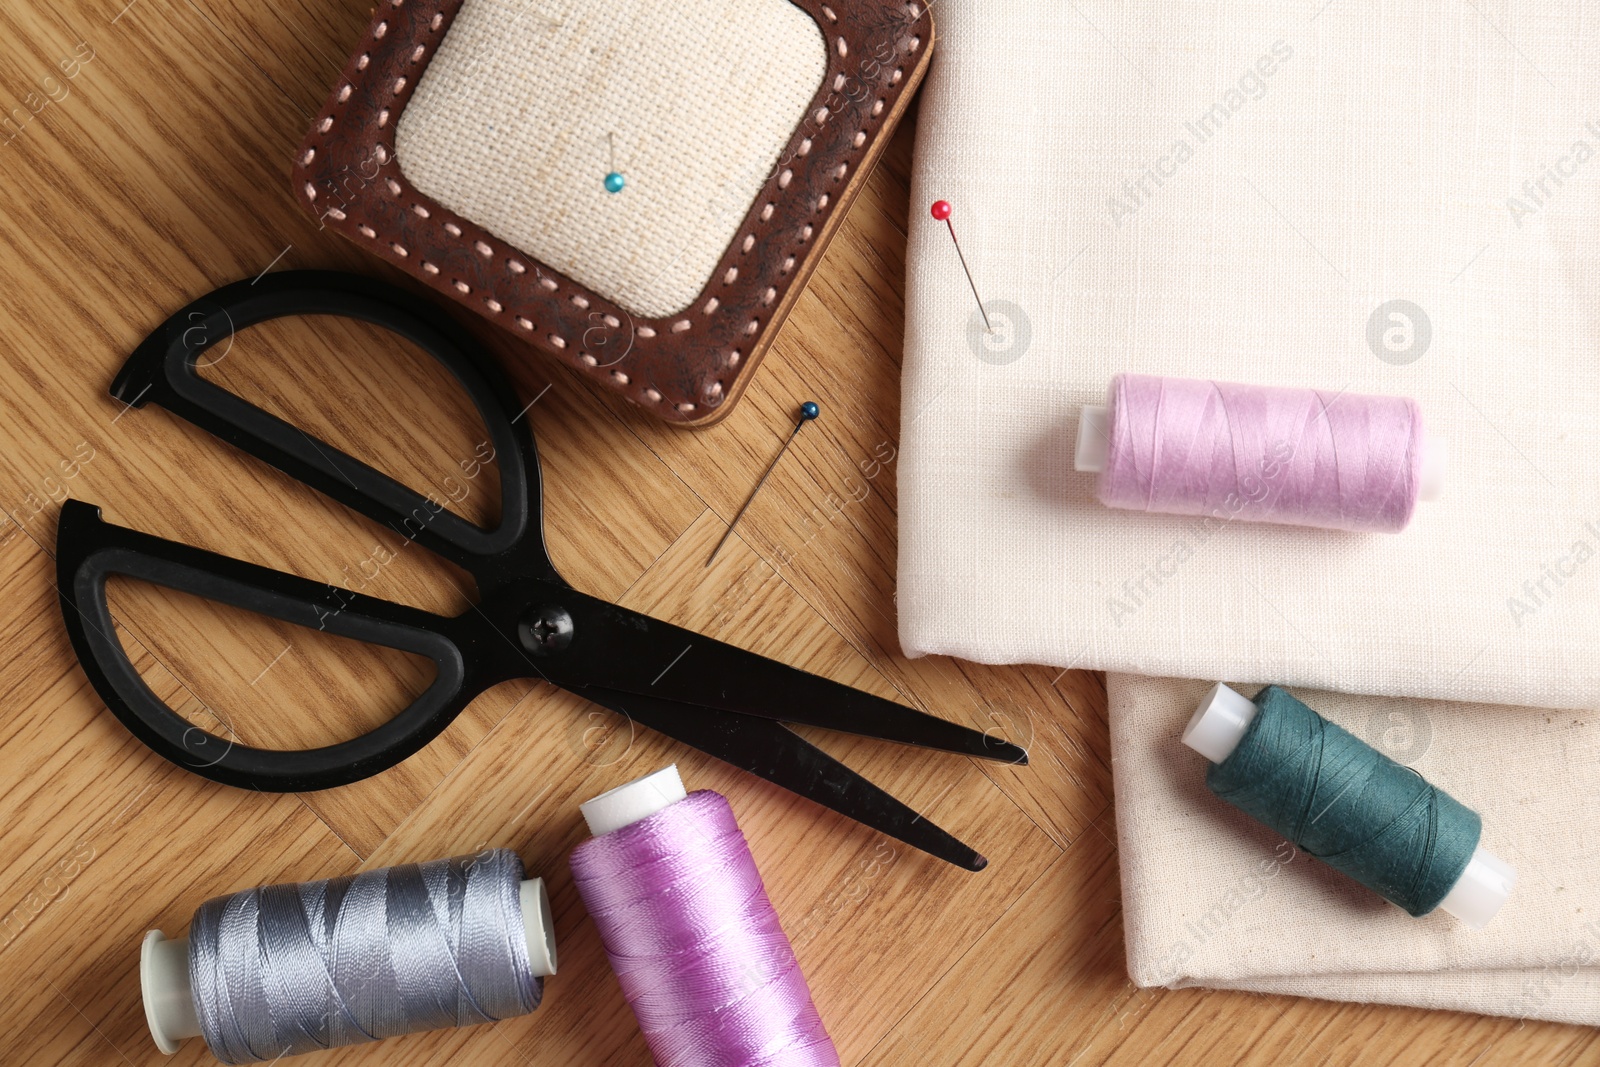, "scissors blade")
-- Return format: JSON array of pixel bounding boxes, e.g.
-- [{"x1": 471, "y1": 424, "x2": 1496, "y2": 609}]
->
[
  {"x1": 547, "y1": 588, "x2": 1028, "y2": 765},
  {"x1": 574, "y1": 686, "x2": 988, "y2": 871}
]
